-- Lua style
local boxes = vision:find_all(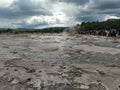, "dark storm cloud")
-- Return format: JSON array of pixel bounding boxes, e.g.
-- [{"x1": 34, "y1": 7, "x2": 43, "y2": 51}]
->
[
  {"x1": 77, "y1": 14, "x2": 106, "y2": 22},
  {"x1": 17, "y1": 21, "x2": 49, "y2": 28},
  {"x1": 49, "y1": 0, "x2": 90, "y2": 5},
  {"x1": 0, "y1": 0, "x2": 120, "y2": 28},
  {"x1": 64, "y1": 0, "x2": 90, "y2": 5},
  {"x1": 91, "y1": 0, "x2": 120, "y2": 10},
  {"x1": 10, "y1": 0, "x2": 52, "y2": 16},
  {"x1": 86, "y1": 0, "x2": 120, "y2": 16},
  {"x1": 0, "y1": 0, "x2": 52, "y2": 19},
  {"x1": 74, "y1": 0, "x2": 120, "y2": 22}
]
